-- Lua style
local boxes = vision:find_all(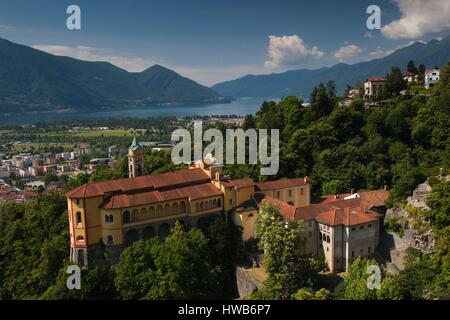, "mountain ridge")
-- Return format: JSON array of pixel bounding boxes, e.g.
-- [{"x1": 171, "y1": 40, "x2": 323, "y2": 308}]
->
[
  {"x1": 212, "y1": 34, "x2": 450, "y2": 98},
  {"x1": 0, "y1": 38, "x2": 227, "y2": 113}
]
